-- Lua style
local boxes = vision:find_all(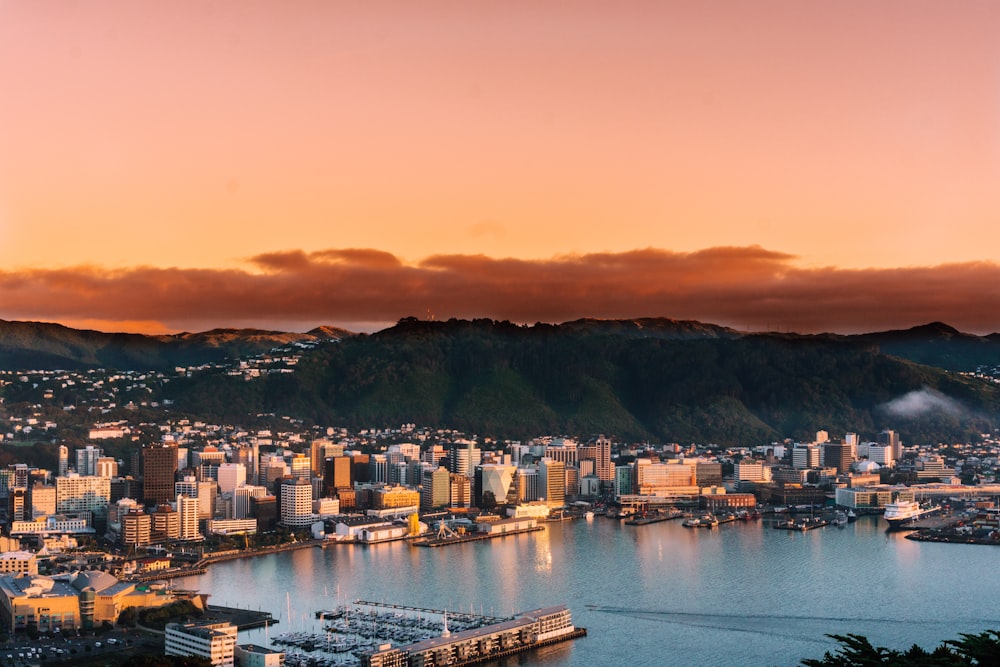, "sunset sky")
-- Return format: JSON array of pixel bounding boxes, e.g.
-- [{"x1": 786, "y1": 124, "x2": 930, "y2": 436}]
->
[{"x1": 2, "y1": 1, "x2": 999, "y2": 334}]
